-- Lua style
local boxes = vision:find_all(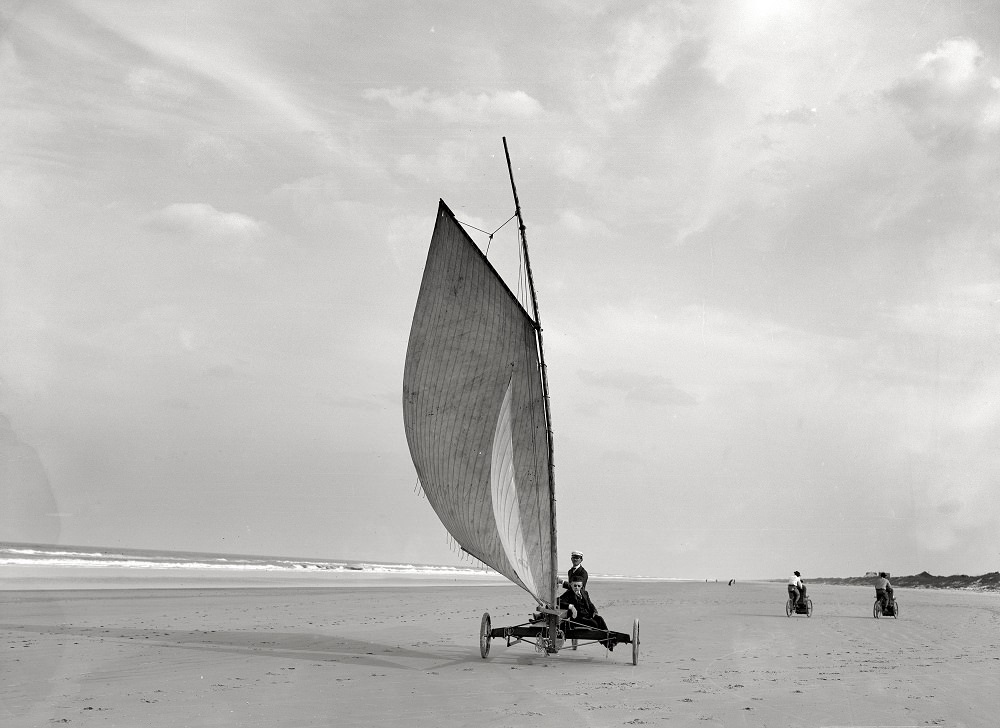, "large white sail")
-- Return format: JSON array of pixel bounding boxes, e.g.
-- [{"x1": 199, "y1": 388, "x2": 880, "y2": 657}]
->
[{"x1": 402, "y1": 200, "x2": 554, "y2": 603}]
